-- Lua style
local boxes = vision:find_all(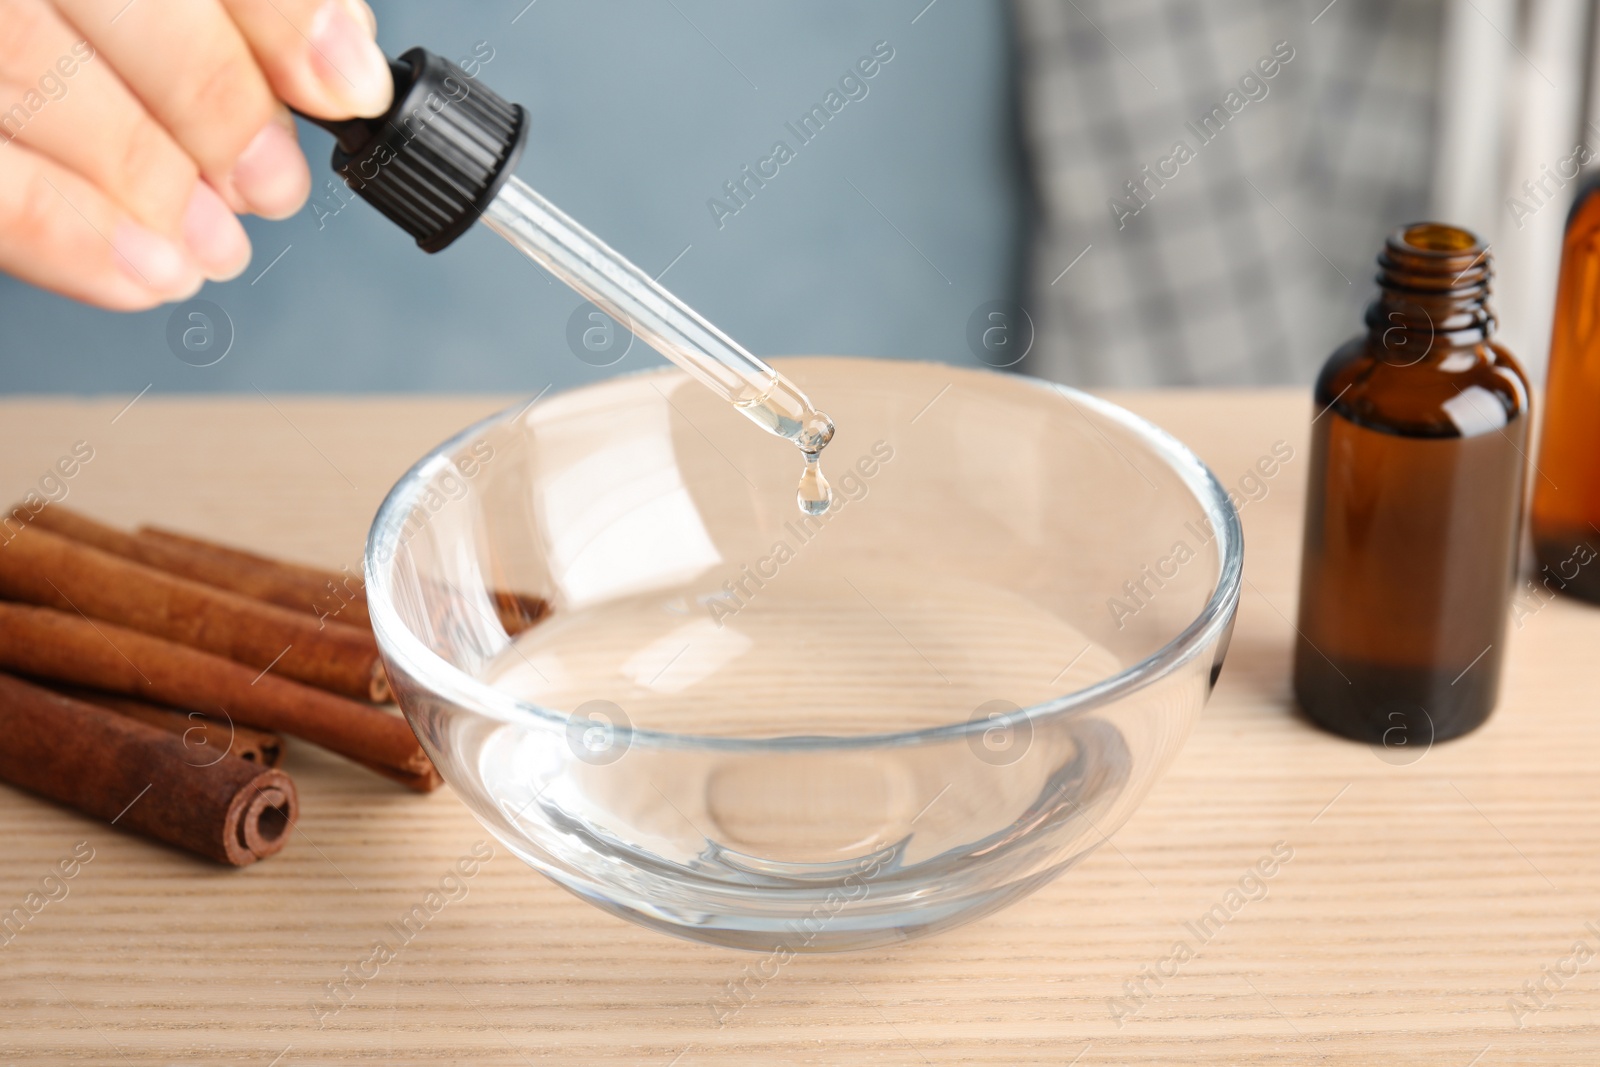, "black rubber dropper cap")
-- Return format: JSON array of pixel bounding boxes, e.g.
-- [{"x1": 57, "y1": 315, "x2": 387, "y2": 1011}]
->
[{"x1": 296, "y1": 47, "x2": 528, "y2": 252}]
